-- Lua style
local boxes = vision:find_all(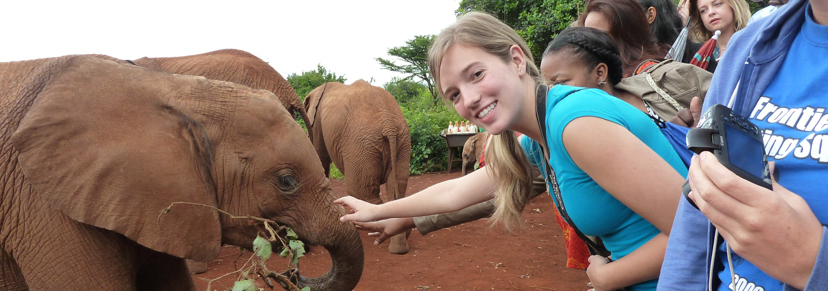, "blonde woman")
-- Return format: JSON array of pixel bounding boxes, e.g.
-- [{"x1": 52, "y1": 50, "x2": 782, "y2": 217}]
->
[
  {"x1": 688, "y1": 0, "x2": 751, "y2": 58},
  {"x1": 335, "y1": 12, "x2": 686, "y2": 291}
]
